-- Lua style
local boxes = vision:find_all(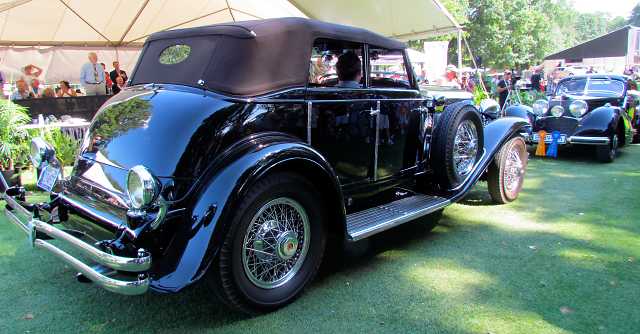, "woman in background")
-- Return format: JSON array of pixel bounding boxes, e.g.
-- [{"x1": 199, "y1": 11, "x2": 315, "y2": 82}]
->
[
  {"x1": 57, "y1": 81, "x2": 77, "y2": 97},
  {"x1": 41, "y1": 87, "x2": 56, "y2": 98}
]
